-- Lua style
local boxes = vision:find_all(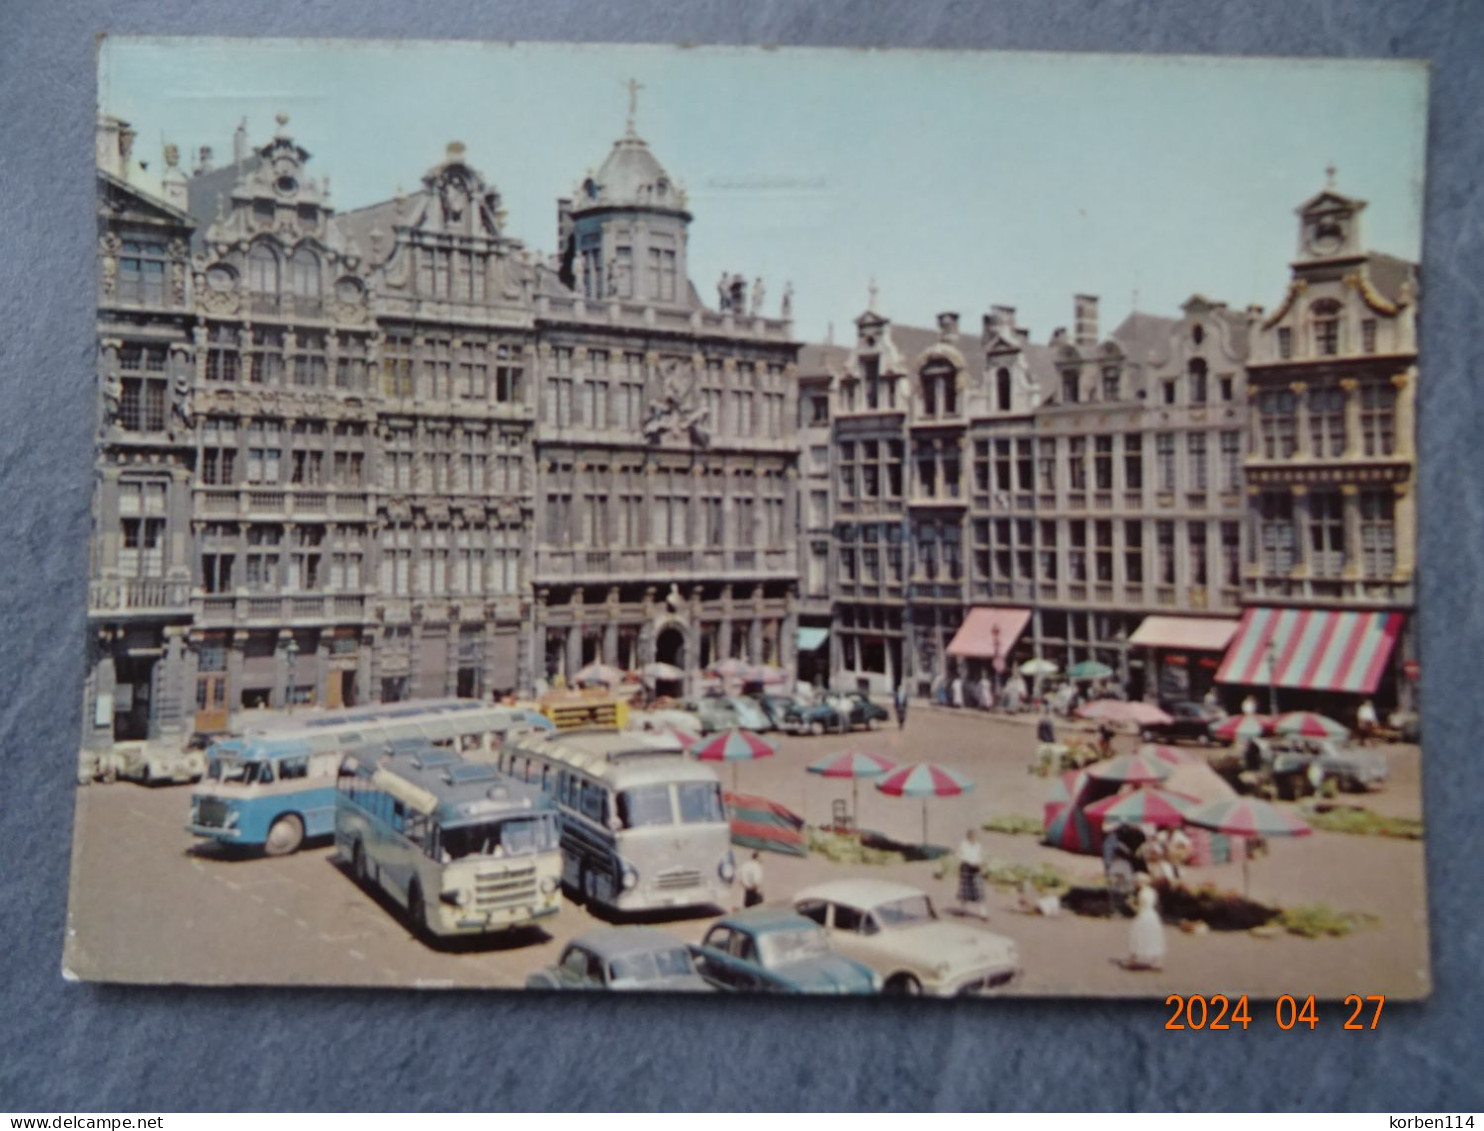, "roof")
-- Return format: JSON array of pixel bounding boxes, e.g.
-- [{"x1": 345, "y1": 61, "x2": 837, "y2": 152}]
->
[
  {"x1": 1128, "y1": 615, "x2": 1241, "y2": 652},
  {"x1": 370, "y1": 746, "x2": 549, "y2": 824},
  {"x1": 1109, "y1": 311, "x2": 1181, "y2": 366},
  {"x1": 506, "y1": 728, "x2": 718, "y2": 787},
  {"x1": 797, "y1": 342, "x2": 851, "y2": 374},
  {"x1": 573, "y1": 131, "x2": 686, "y2": 215},
  {"x1": 793, "y1": 878, "x2": 930, "y2": 908},
  {"x1": 1365, "y1": 253, "x2": 1418, "y2": 305},
  {"x1": 331, "y1": 195, "x2": 414, "y2": 268},
  {"x1": 568, "y1": 926, "x2": 690, "y2": 959},
  {"x1": 718, "y1": 905, "x2": 815, "y2": 934},
  {"x1": 97, "y1": 169, "x2": 195, "y2": 227}
]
